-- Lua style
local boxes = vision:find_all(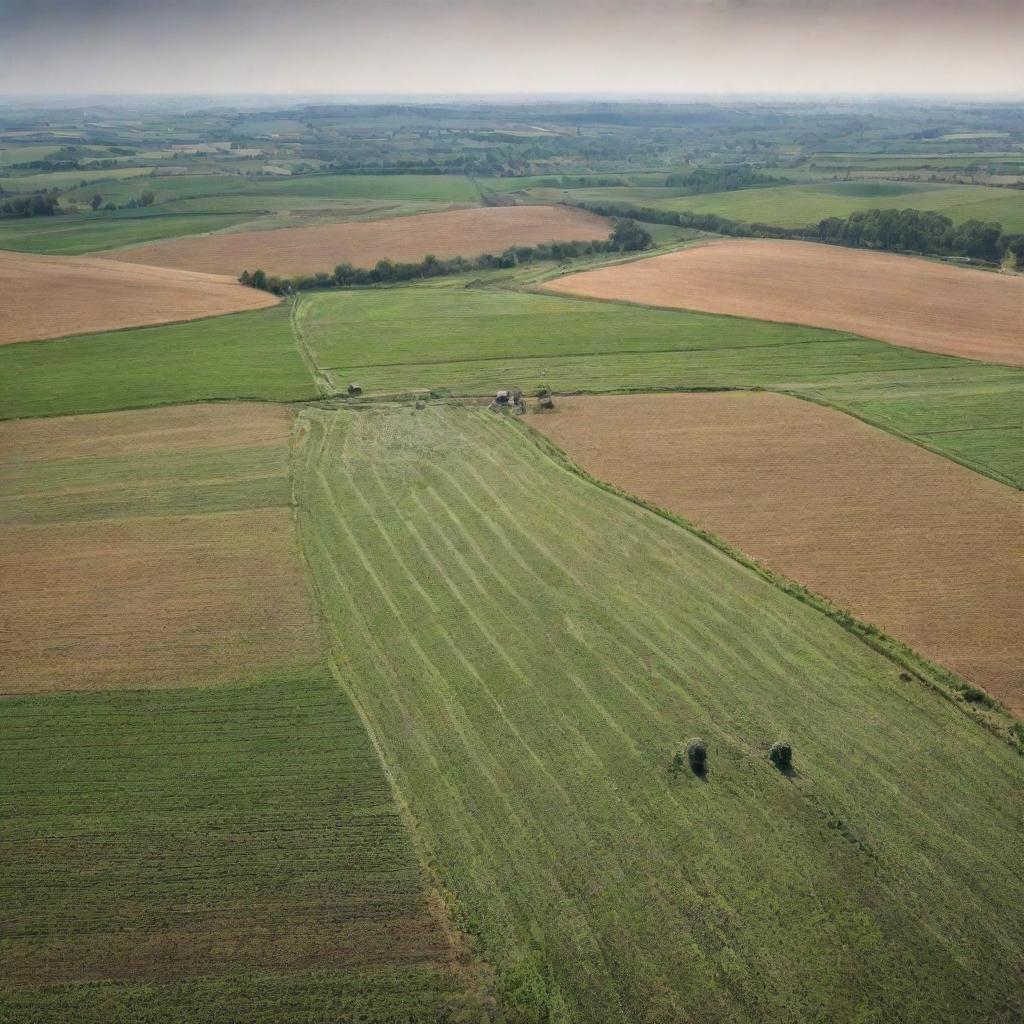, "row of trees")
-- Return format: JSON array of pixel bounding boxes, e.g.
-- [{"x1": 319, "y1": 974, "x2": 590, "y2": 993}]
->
[
  {"x1": 664, "y1": 164, "x2": 787, "y2": 192},
  {"x1": 240, "y1": 219, "x2": 653, "y2": 296},
  {"x1": 0, "y1": 194, "x2": 59, "y2": 218},
  {"x1": 572, "y1": 200, "x2": 1024, "y2": 265}
]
